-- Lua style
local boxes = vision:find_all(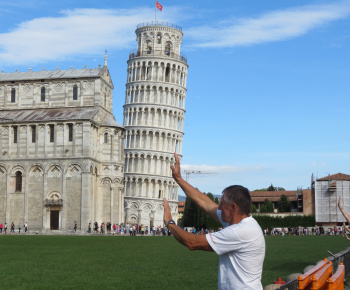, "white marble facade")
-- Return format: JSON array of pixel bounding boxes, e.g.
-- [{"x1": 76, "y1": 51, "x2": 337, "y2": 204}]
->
[
  {"x1": 0, "y1": 61, "x2": 125, "y2": 231},
  {"x1": 123, "y1": 23, "x2": 188, "y2": 227}
]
